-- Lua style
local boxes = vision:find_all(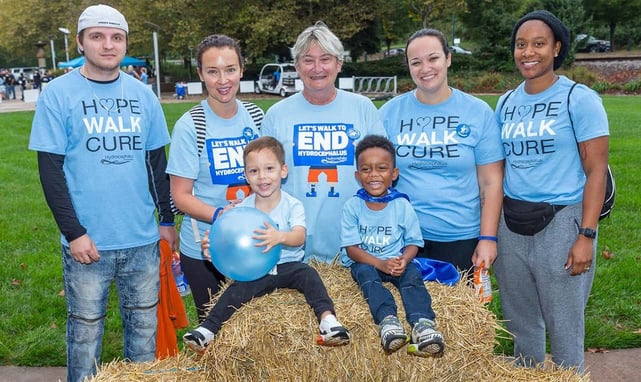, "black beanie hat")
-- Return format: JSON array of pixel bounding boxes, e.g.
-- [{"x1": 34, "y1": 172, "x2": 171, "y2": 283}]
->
[{"x1": 510, "y1": 10, "x2": 570, "y2": 70}]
